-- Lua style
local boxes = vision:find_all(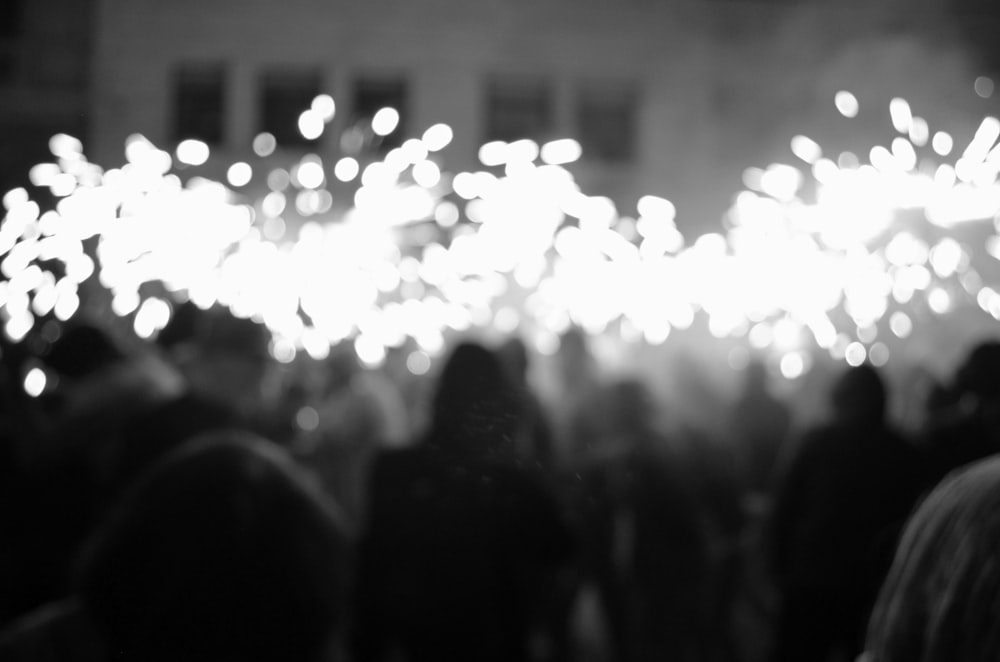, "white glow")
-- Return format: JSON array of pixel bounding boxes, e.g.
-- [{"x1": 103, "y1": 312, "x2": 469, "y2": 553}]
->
[
  {"x1": 253, "y1": 133, "x2": 277, "y2": 157},
  {"x1": 889, "y1": 311, "x2": 912, "y2": 338},
  {"x1": 298, "y1": 110, "x2": 324, "y2": 141},
  {"x1": 334, "y1": 157, "x2": 360, "y2": 183},
  {"x1": 226, "y1": 162, "x2": 253, "y2": 187},
  {"x1": 311, "y1": 94, "x2": 336, "y2": 122},
  {"x1": 23, "y1": 367, "x2": 46, "y2": 397},
  {"x1": 845, "y1": 341, "x2": 867, "y2": 367},
  {"x1": 835, "y1": 91, "x2": 859, "y2": 118},
  {"x1": 889, "y1": 98, "x2": 912, "y2": 133},
  {"x1": 790, "y1": 135, "x2": 822, "y2": 164},
  {"x1": 927, "y1": 287, "x2": 951, "y2": 314},
  {"x1": 541, "y1": 139, "x2": 582, "y2": 165},
  {"x1": 296, "y1": 160, "x2": 325, "y2": 189},
  {"x1": 176, "y1": 140, "x2": 210, "y2": 166},
  {"x1": 422, "y1": 123, "x2": 454, "y2": 152},
  {"x1": 49, "y1": 134, "x2": 83, "y2": 159},
  {"x1": 780, "y1": 352, "x2": 806, "y2": 379},
  {"x1": 869, "y1": 342, "x2": 890, "y2": 367},
  {"x1": 932, "y1": 131, "x2": 954, "y2": 157},
  {"x1": 412, "y1": 160, "x2": 441, "y2": 188},
  {"x1": 371, "y1": 108, "x2": 400, "y2": 136}
]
